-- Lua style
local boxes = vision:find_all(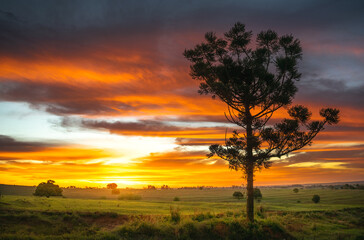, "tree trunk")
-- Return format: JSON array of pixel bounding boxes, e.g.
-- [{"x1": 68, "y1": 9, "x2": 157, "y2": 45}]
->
[
  {"x1": 245, "y1": 108, "x2": 254, "y2": 222},
  {"x1": 246, "y1": 162, "x2": 254, "y2": 222}
]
